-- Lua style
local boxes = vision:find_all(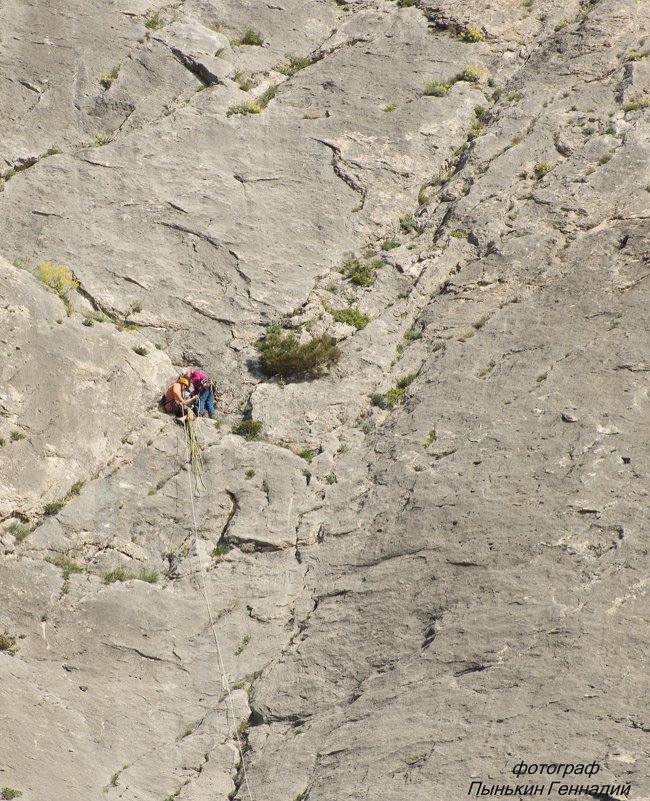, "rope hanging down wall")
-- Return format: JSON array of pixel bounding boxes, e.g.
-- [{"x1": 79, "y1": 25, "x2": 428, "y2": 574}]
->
[{"x1": 180, "y1": 411, "x2": 254, "y2": 801}]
